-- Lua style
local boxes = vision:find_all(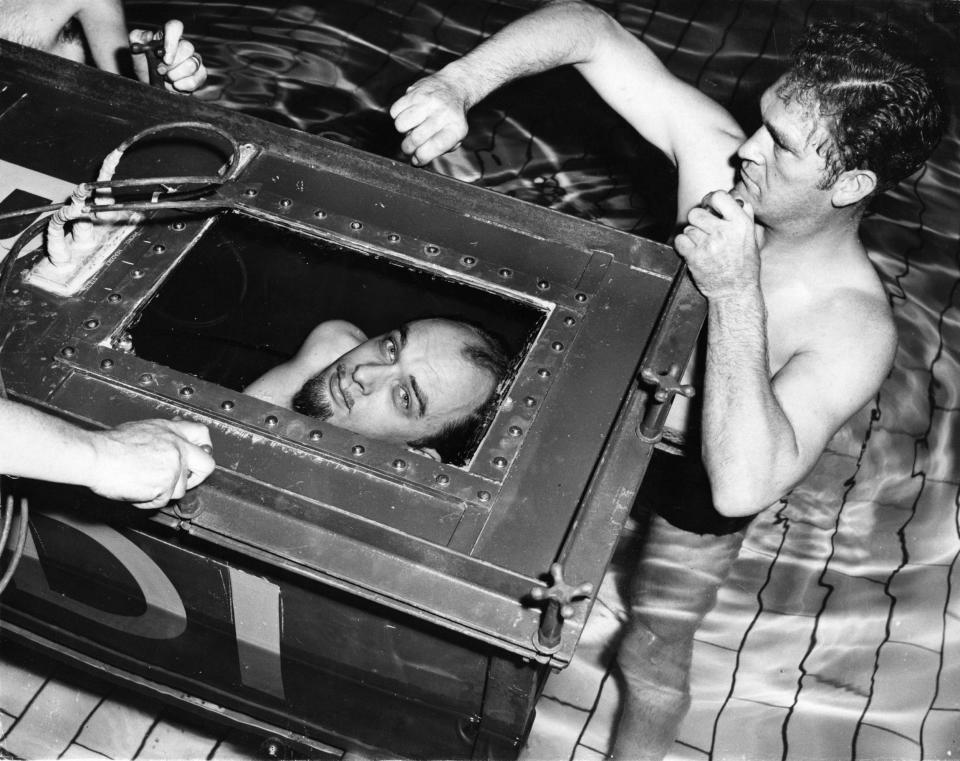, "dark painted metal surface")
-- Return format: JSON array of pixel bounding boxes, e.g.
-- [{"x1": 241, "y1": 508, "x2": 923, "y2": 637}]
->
[{"x1": 0, "y1": 40, "x2": 704, "y2": 758}]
